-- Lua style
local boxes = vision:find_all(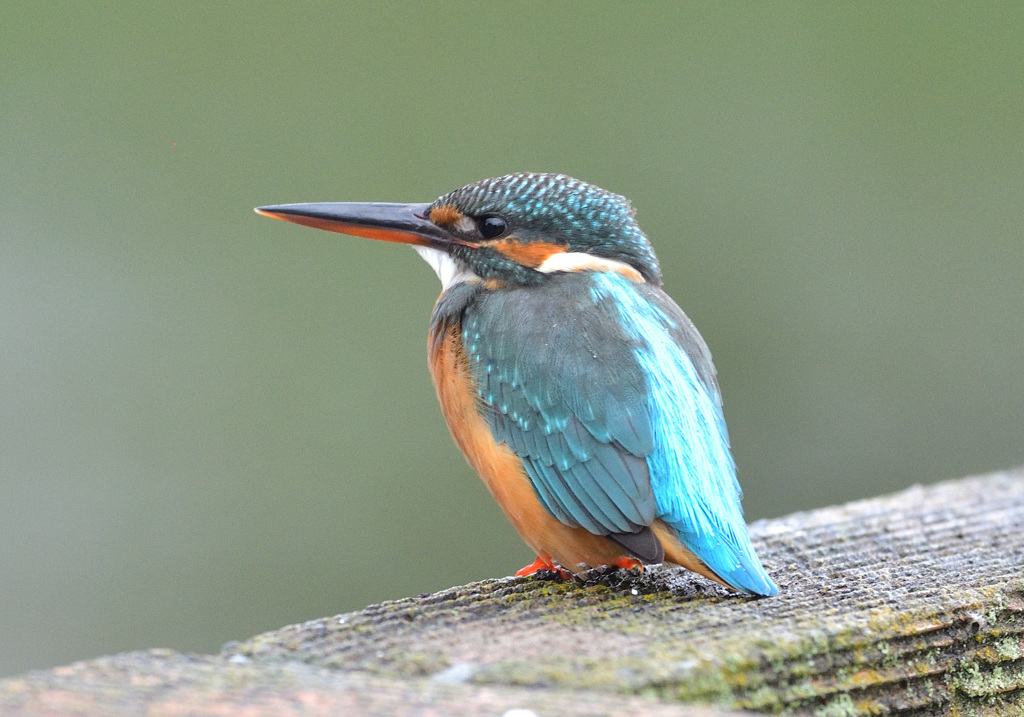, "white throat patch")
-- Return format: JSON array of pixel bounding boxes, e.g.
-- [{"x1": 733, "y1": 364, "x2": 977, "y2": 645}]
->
[{"x1": 413, "y1": 246, "x2": 480, "y2": 291}]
